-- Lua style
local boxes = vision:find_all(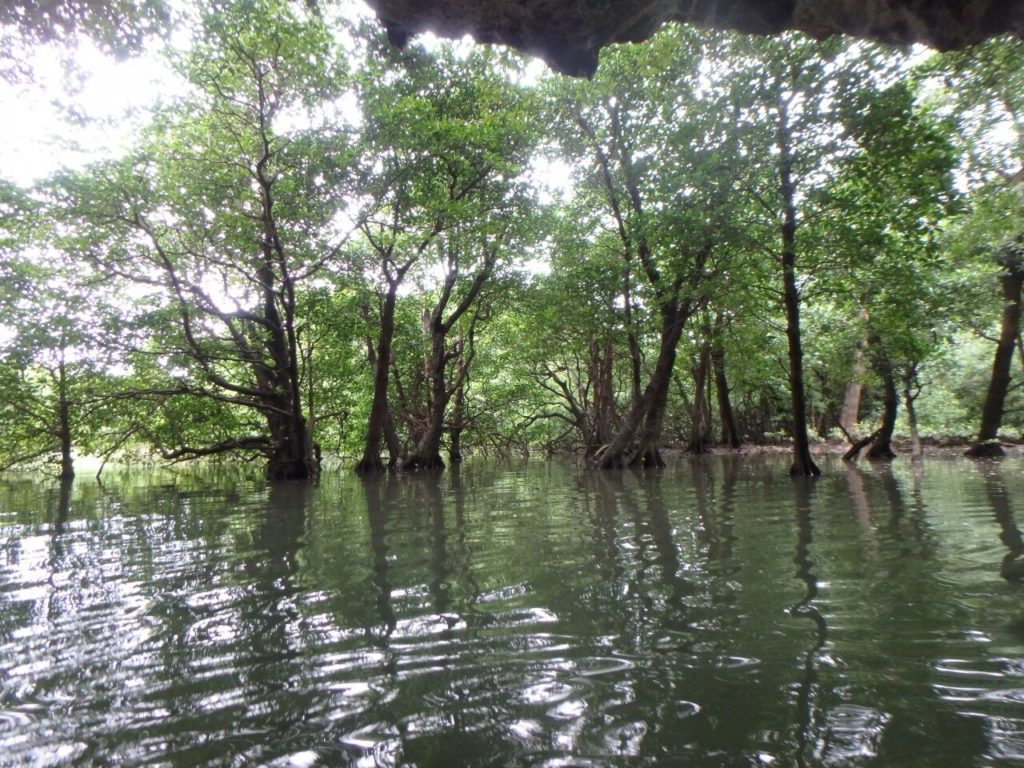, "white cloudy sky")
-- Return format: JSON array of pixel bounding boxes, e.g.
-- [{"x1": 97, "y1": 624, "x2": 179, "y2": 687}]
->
[
  {"x1": 0, "y1": 38, "x2": 191, "y2": 187},
  {"x1": 0, "y1": 12, "x2": 571, "y2": 207}
]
